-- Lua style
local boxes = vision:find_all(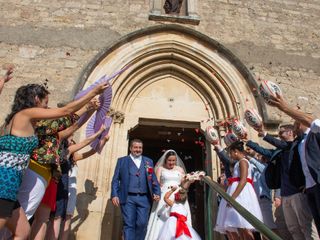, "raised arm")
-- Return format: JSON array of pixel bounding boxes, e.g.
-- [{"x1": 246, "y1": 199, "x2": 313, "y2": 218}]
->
[
  {"x1": 246, "y1": 140, "x2": 274, "y2": 160},
  {"x1": 269, "y1": 93, "x2": 315, "y2": 127},
  {"x1": 74, "y1": 97, "x2": 99, "y2": 119},
  {"x1": 72, "y1": 97, "x2": 100, "y2": 124},
  {"x1": 246, "y1": 156, "x2": 266, "y2": 173},
  {"x1": 73, "y1": 149, "x2": 96, "y2": 161},
  {"x1": 263, "y1": 134, "x2": 289, "y2": 149},
  {"x1": 180, "y1": 176, "x2": 196, "y2": 190},
  {"x1": 58, "y1": 122, "x2": 85, "y2": 141},
  {"x1": 179, "y1": 166, "x2": 192, "y2": 190},
  {"x1": 164, "y1": 187, "x2": 177, "y2": 207},
  {"x1": 0, "y1": 66, "x2": 13, "y2": 95},
  {"x1": 97, "y1": 134, "x2": 110, "y2": 153},
  {"x1": 73, "y1": 135, "x2": 110, "y2": 161},
  {"x1": 22, "y1": 82, "x2": 108, "y2": 120},
  {"x1": 212, "y1": 143, "x2": 232, "y2": 178},
  {"x1": 68, "y1": 126, "x2": 105, "y2": 155},
  {"x1": 58, "y1": 98, "x2": 100, "y2": 140}
]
